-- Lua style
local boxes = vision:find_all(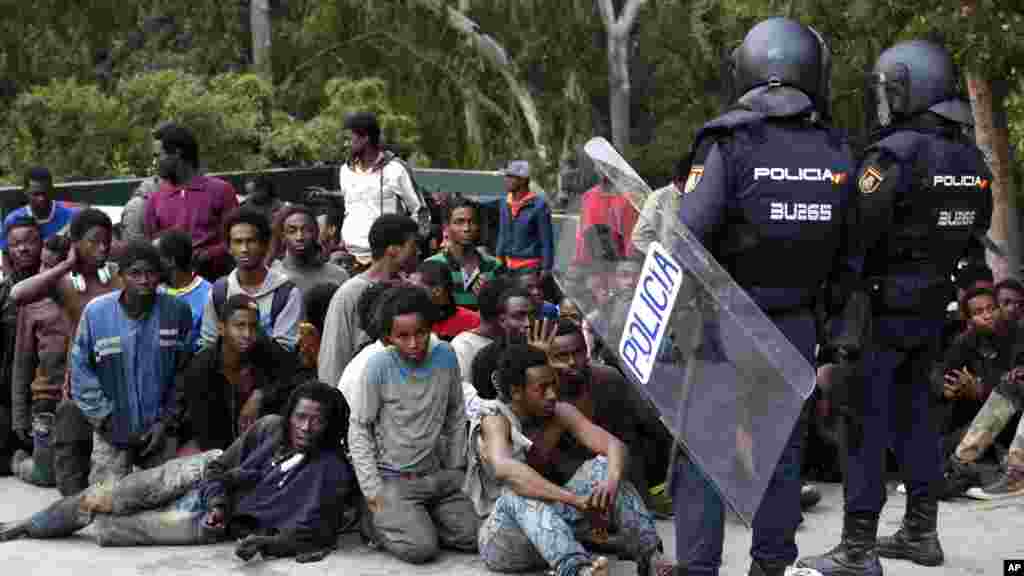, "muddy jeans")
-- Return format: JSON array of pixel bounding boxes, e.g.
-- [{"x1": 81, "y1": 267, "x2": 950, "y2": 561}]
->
[
  {"x1": 53, "y1": 400, "x2": 92, "y2": 496},
  {"x1": 90, "y1": 430, "x2": 178, "y2": 487},
  {"x1": 479, "y1": 457, "x2": 661, "y2": 576},
  {"x1": 367, "y1": 468, "x2": 480, "y2": 564},
  {"x1": 955, "y1": 390, "x2": 1024, "y2": 473},
  {"x1": 25, "y1": 450, "x2": 223, "y2": 546}
]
